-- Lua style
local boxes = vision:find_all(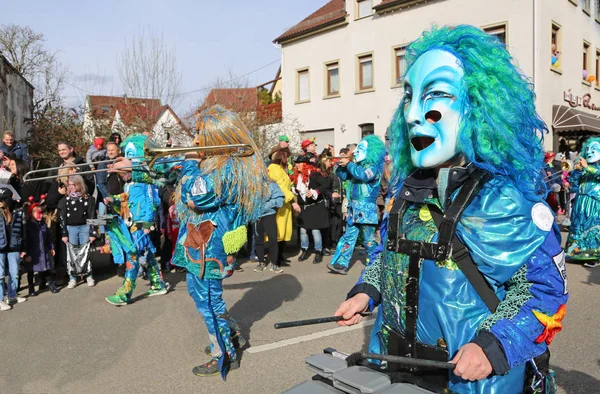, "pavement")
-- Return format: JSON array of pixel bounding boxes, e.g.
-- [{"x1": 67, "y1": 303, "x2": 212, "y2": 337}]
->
[{"x1": 0, "y1": 232, "x2": 598, "y2": 394}]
